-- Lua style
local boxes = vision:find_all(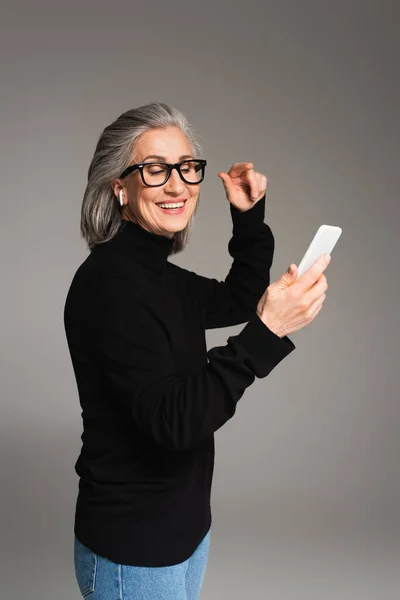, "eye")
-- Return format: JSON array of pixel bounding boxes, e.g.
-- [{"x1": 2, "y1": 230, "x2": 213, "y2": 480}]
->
[{"x1": 146, "y1": 164, "x2": 168, "y2": 175}]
